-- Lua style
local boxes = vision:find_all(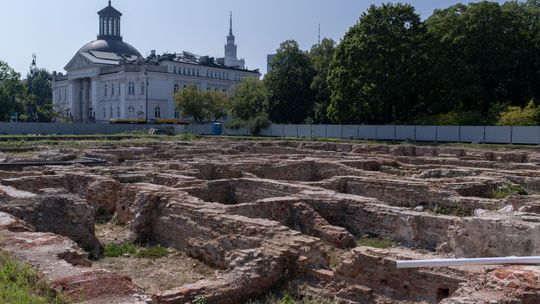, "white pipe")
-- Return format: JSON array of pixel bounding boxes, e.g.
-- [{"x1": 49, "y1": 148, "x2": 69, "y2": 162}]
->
[{"x1": 396, "y1": 256, "x2": 540, "y2": 269}]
